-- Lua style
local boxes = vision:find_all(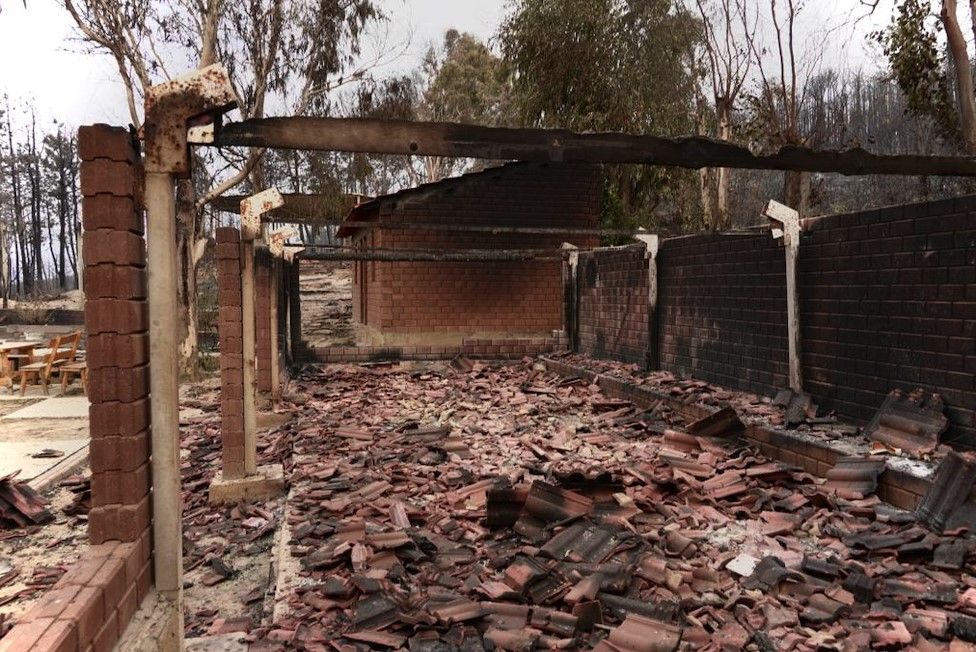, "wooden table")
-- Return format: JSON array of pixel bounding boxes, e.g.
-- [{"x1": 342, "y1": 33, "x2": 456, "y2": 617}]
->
[{"x1": 0, "y1": 341, "x2": 42, "y2": 390}]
